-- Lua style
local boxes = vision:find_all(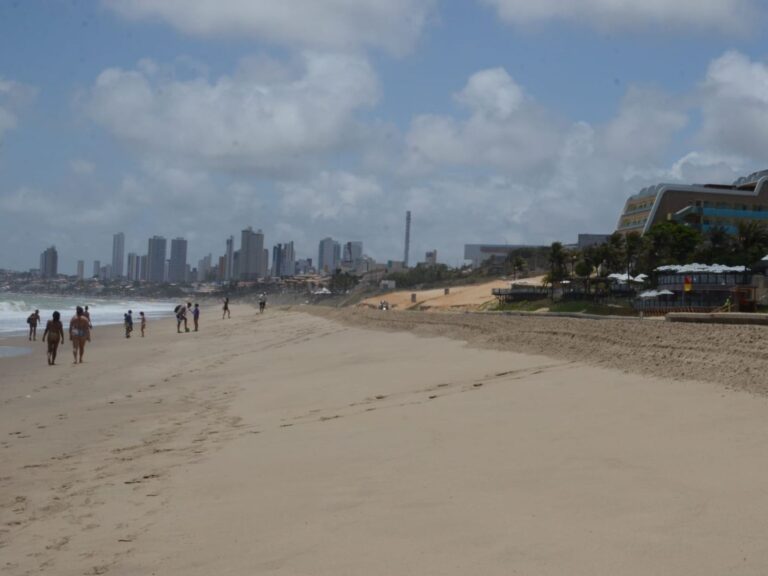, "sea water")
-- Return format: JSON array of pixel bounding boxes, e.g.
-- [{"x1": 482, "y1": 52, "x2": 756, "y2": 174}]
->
[{"x1": 0, "y1": 293, "x2": 177, "y2": 338}]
